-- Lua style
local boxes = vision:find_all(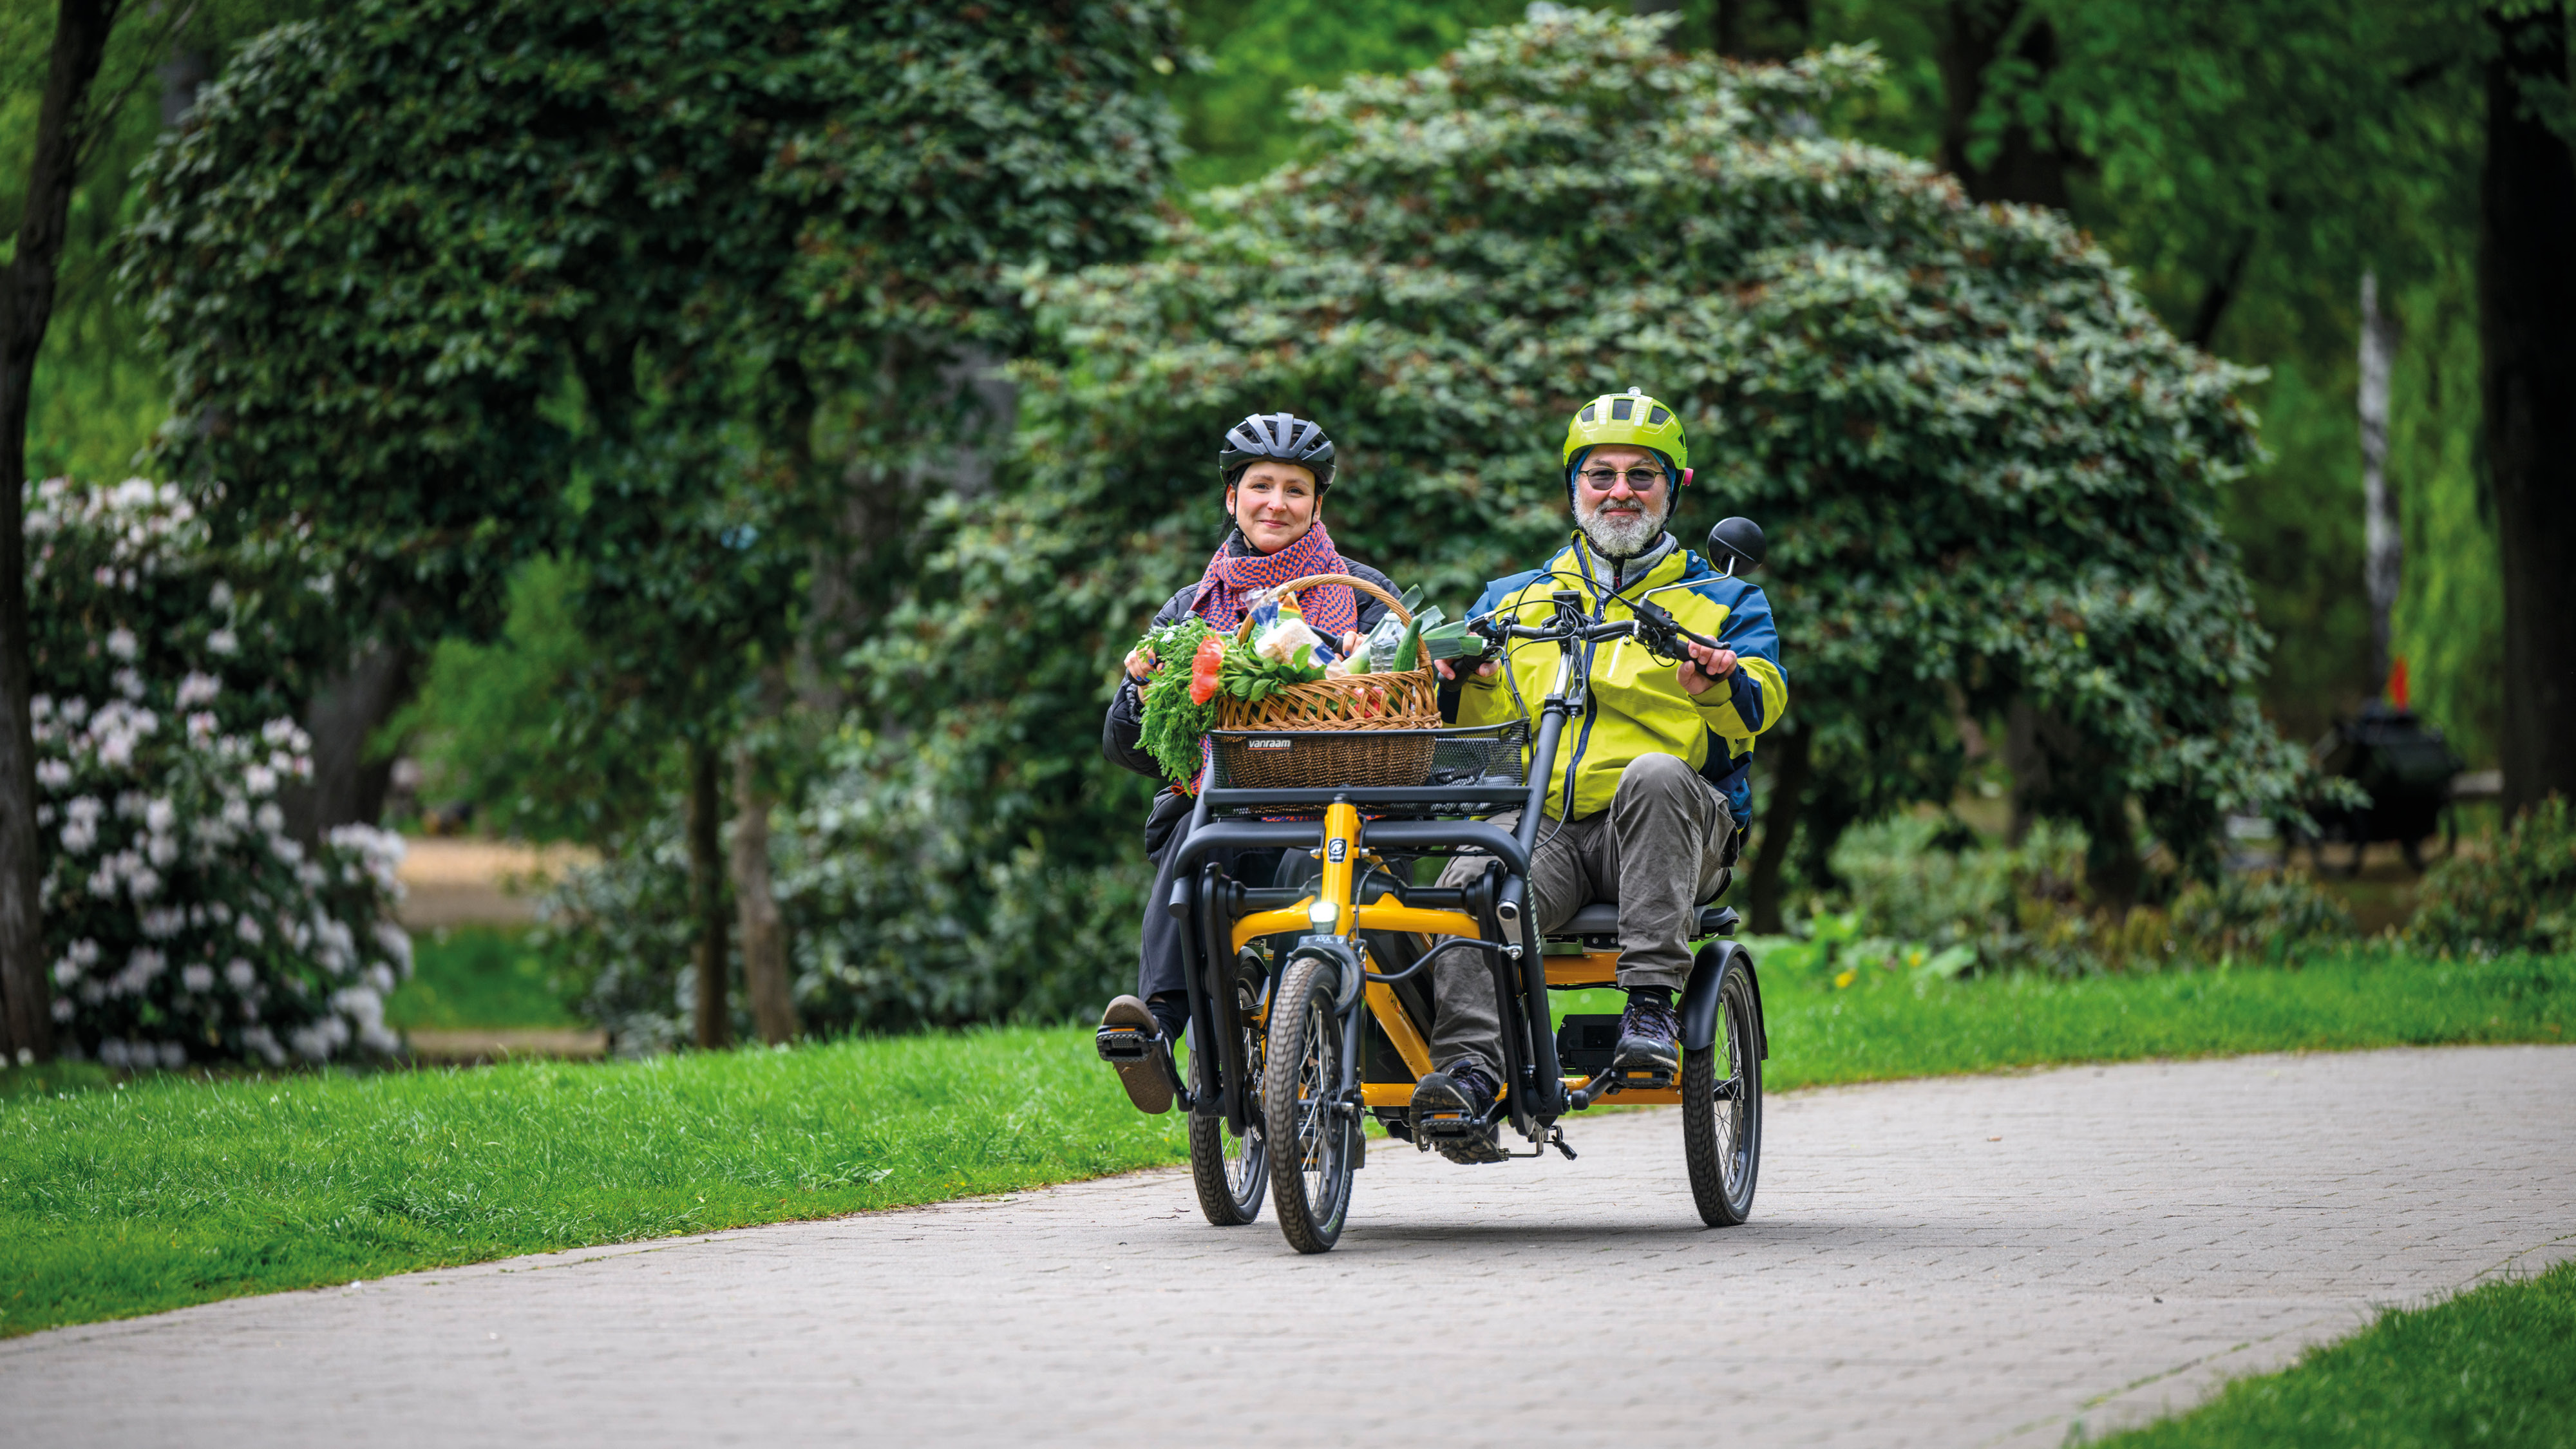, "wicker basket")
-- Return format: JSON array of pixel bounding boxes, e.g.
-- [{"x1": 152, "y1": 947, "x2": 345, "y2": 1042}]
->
[{"x1": 1209, "y1": 573, "x2": 1441, "y2": 790}]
